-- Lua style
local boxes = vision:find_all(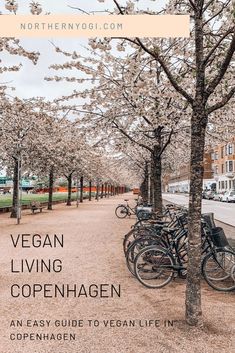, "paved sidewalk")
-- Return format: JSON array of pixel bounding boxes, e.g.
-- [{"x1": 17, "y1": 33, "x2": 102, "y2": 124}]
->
[{"x1": 0, "y1": 193, "x2": 234, "y2": 353}]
